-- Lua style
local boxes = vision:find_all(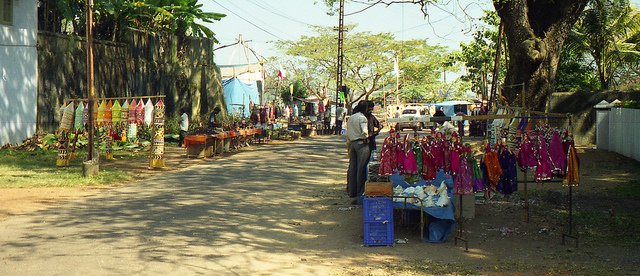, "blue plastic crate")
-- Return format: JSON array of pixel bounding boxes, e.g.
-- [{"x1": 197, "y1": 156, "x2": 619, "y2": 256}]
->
[
  {"x1": 363, "y1": 197, "x2": 393, "y2": 222},
  {"x1": 364, "y1": 221, "x2": 394, "y2": 246}
]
